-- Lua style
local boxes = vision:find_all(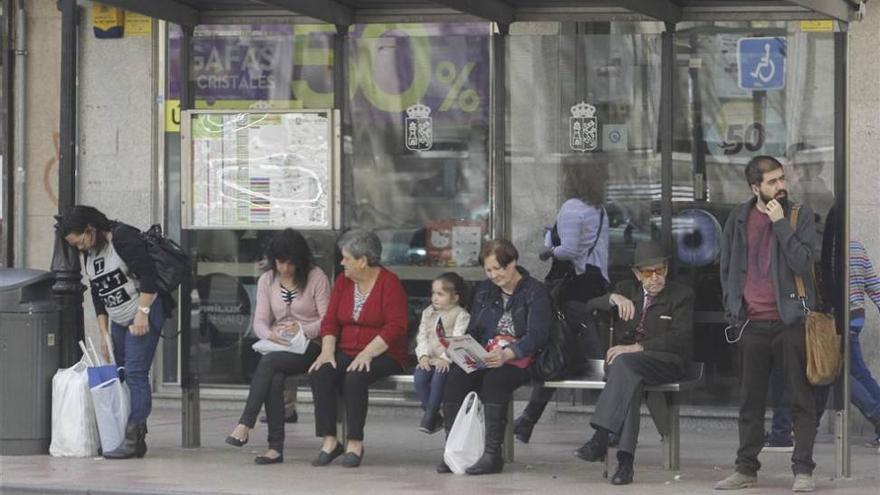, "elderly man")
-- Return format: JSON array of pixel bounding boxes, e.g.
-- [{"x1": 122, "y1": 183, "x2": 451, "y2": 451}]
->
[{"x1": 574, "y1": 241, "x2": 694, "y2": 485}]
